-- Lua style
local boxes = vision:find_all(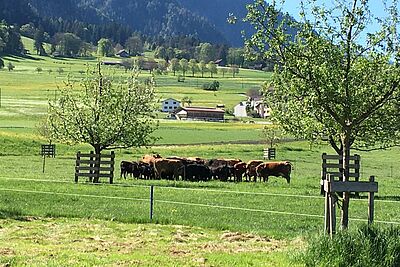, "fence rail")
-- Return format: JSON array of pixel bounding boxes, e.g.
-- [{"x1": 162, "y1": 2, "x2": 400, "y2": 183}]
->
[{"x1": 75, "y1": 151, "x2": 115, "y2": 184}]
